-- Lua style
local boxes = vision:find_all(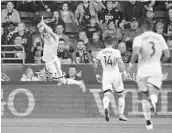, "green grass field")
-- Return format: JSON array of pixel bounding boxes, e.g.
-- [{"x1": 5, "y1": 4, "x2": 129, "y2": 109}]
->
[{"x1": 2, "y1": 118, "x2": 172, "y2": 133}]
